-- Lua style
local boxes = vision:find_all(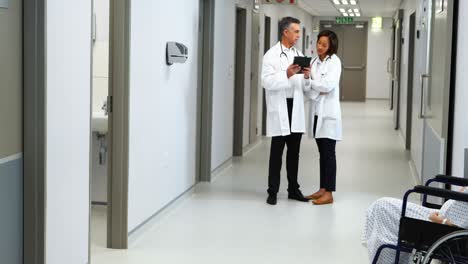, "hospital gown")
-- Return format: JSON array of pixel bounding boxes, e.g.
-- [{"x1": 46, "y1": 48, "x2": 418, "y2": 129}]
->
[{"x1": 362, "y1": 188, "x2": 468, "y2": 264}]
